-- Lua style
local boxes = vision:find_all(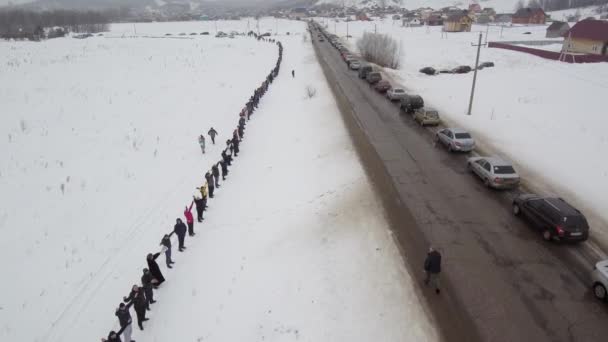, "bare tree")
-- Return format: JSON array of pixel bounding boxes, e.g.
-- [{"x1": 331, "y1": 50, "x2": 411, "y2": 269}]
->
[{"x1": 356, "y1": 32, "x2": 401, "y2": 69}]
